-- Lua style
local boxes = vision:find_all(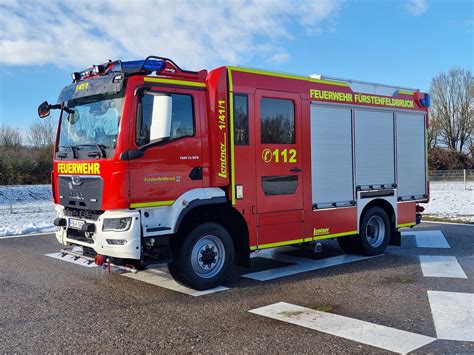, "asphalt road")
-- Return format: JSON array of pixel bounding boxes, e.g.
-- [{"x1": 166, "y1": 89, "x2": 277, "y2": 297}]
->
[{"x1": 1, "y1": 222, "x2": 473, "y2": 353}]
